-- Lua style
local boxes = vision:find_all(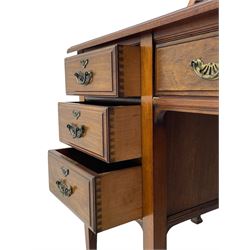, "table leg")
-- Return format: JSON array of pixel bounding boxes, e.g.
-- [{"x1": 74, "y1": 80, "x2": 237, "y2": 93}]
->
[
  {"x1": 141, "y1": 34, "x2": 168, "y2": 250},
  {"x1": 84, "y1": 225, "x2": 97, "y2": 250}
]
